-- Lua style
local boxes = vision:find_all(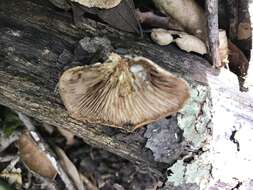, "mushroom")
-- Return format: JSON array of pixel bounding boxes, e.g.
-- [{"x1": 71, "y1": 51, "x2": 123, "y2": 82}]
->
[
  {"x1": 152, "y1": 0, "x2": 207, "y2": 42},
  {"x1": 70, "y1": 0, "x2": 142, "y2": 34},
  {"x1": 151, "y1": 29, "x2": 207, "y2": 55},
  {"x1": 151, "y1": 28, "x2": 174, "y2": 46},
  {"x1": 70, "y1": 0, "x2": 121, "y2": 9},
  {"x1": 59, "y1": 53, "x2": 190, "y2": 132},
  {"x1": 175, "y1": 34, "x2": 207, "y2": 55}
]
